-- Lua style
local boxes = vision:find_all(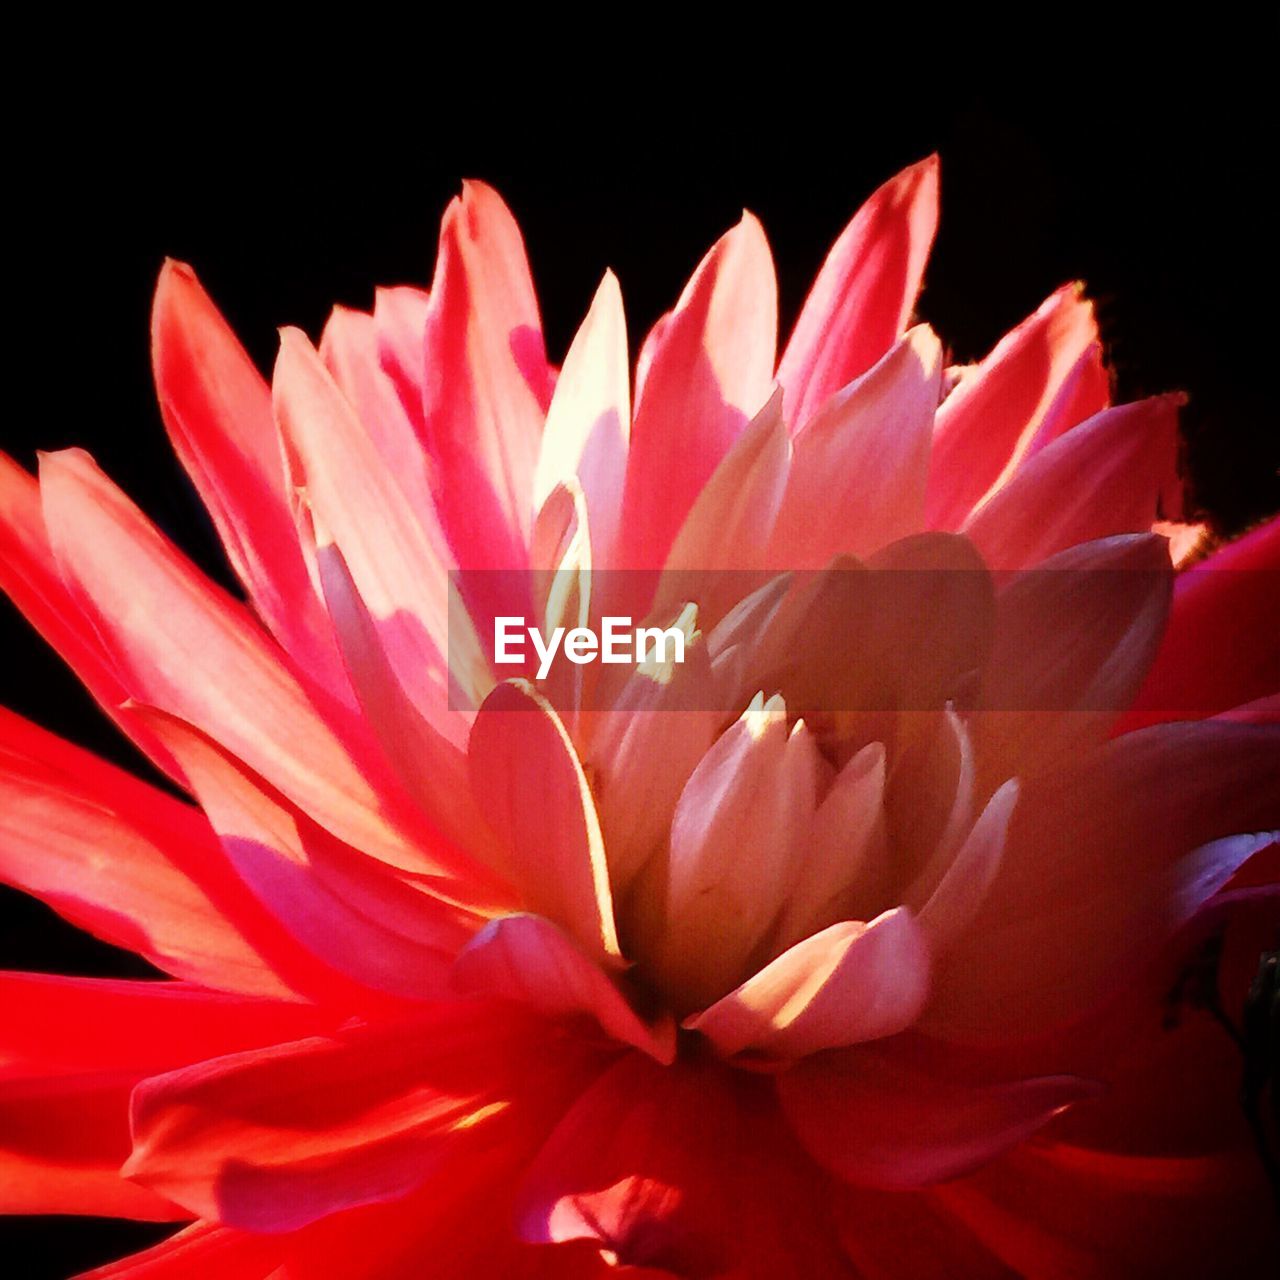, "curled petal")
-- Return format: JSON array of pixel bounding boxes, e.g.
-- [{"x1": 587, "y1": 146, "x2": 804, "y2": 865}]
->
[{"x1": 685, "y1": 908, "x2": 930, "y2": 1059}]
